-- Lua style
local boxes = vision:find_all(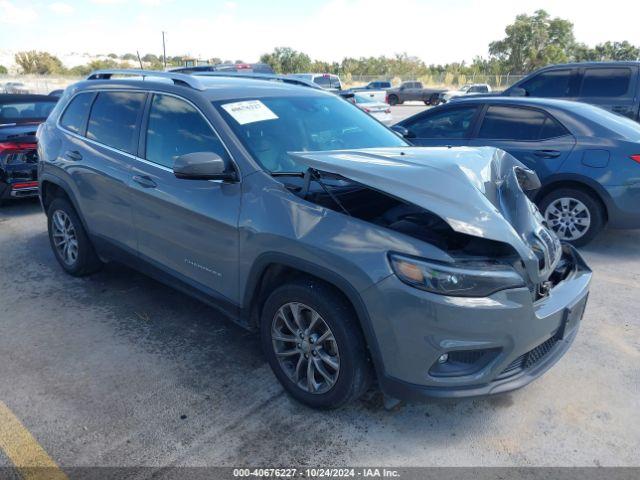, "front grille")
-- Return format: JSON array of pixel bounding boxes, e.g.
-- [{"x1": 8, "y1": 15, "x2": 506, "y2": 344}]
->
[
  {"x1": 538, "y1": 228, "x2": 559, "y2": 266},
  {"x1": 496, "y1": 333, "x2": 560, "y2": 380}
]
